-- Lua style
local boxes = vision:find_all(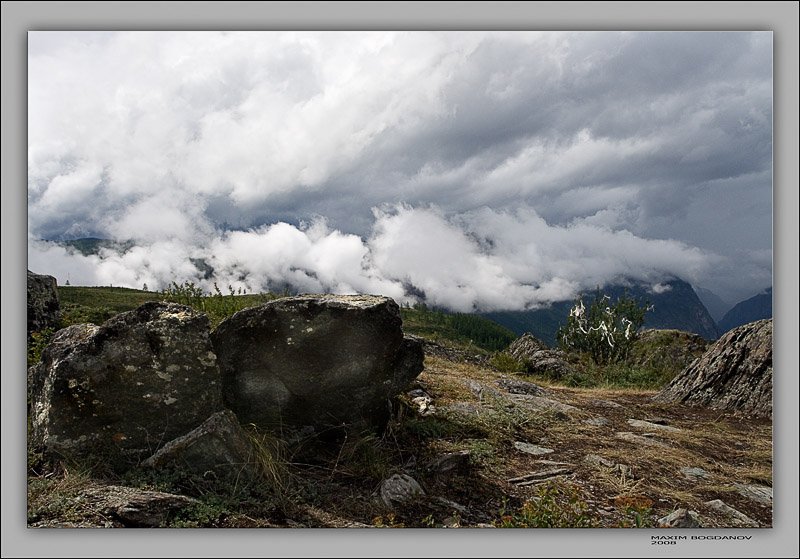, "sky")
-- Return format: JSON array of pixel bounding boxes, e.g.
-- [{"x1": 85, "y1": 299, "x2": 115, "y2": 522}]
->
[{"x1": 27, "y1": 30, "x2": 773, "y2": 311}]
